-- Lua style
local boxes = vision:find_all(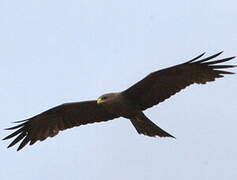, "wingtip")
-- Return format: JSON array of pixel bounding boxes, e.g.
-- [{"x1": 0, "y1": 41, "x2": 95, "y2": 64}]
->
[
  {"x1": 12, "y1": 119, "x2": 28, "y2": 123},
  {"x1": 2, "y1": 135, "x2": 11, "y2": 140},
  {"x1": 7, "y1": 141, "x2": 19, "y2": 149},
  {"x1": 4, "y1": 127, "x2": 14, "y2": 130},
  {"x1": 17, "y1": 146, "x2": 23, "y2": 151},
  {"x1": 7, "y1": 144, "x2": 13, "y2": 148},
  {"x1": 224, "y1": 56, "x2": 236, "y2": 61},
  {"x1": 215, "y1": 51, "x2": 224, "y2": 56},
  {"x1": 226, "y1": 71, "x2": 235, "y2": 74},
  {"x1": 4, "y1": 124, "x2": 24, "y2": 130},
  {"x1": 197, "y1": 52, "x2": 206, "y2": 59},
  {"x1": 214, "y1": 51, "x2": 224, "y2": 57},
  {"x1": 186, "y1": 52, "x2": 206, "y2": 63},
  {"x1": 198, "y1": 52, "x2": 206, "y2": 57},
  {"x1": 201, "y1": 52, "x2": 206, "y2": 56},
  {"x1": 219, "y1": 51, "x2": 224, "y2": 54}
]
